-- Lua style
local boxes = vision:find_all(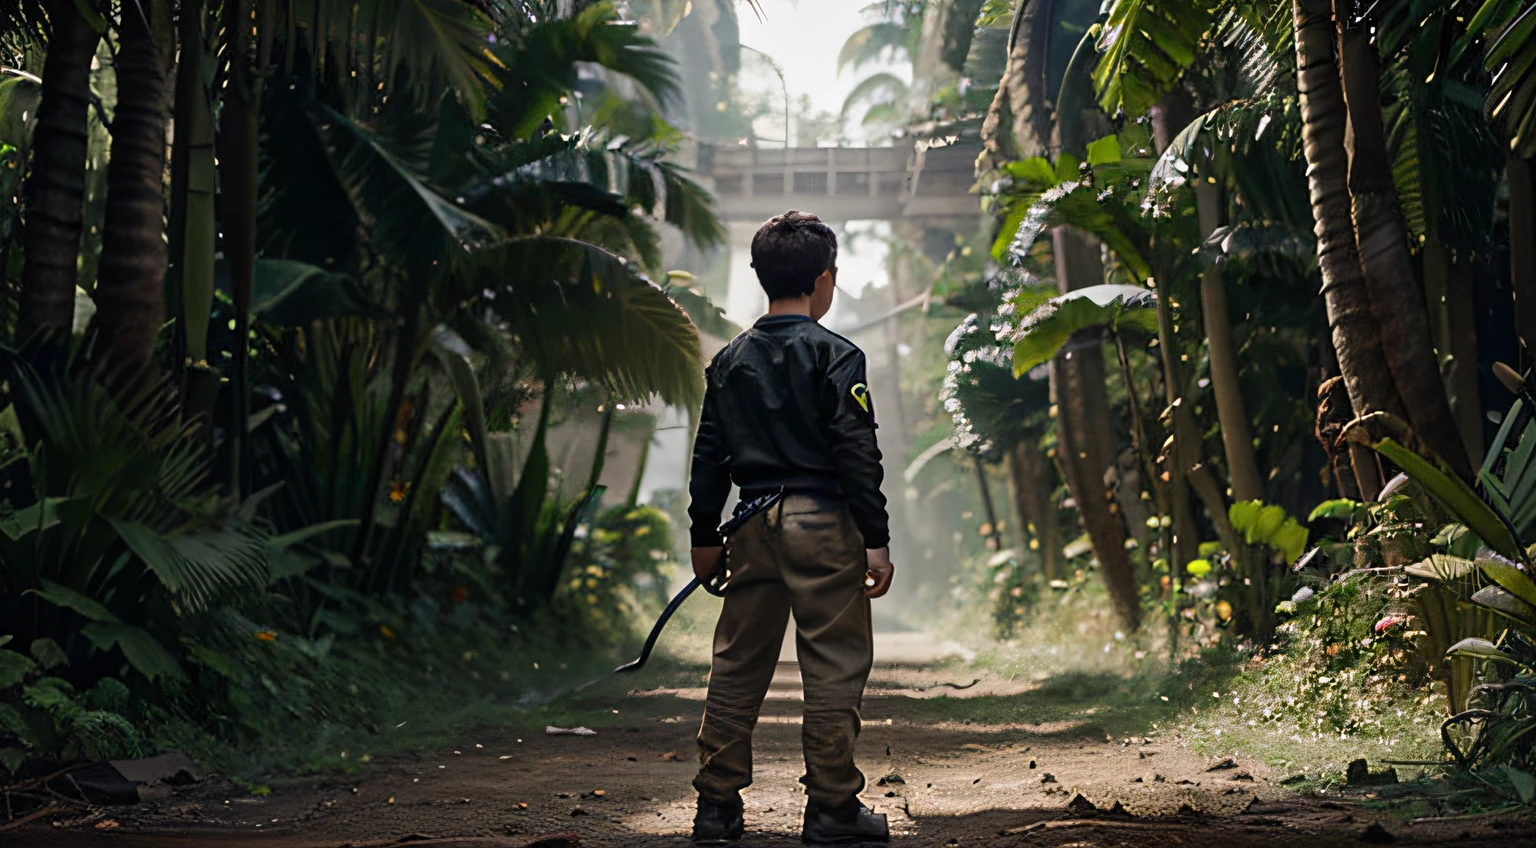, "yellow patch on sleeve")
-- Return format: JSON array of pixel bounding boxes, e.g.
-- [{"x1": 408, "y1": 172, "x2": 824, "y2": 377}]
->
[{"x1": 850, "y1": 383, "x2": 870, "y2": 412}]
